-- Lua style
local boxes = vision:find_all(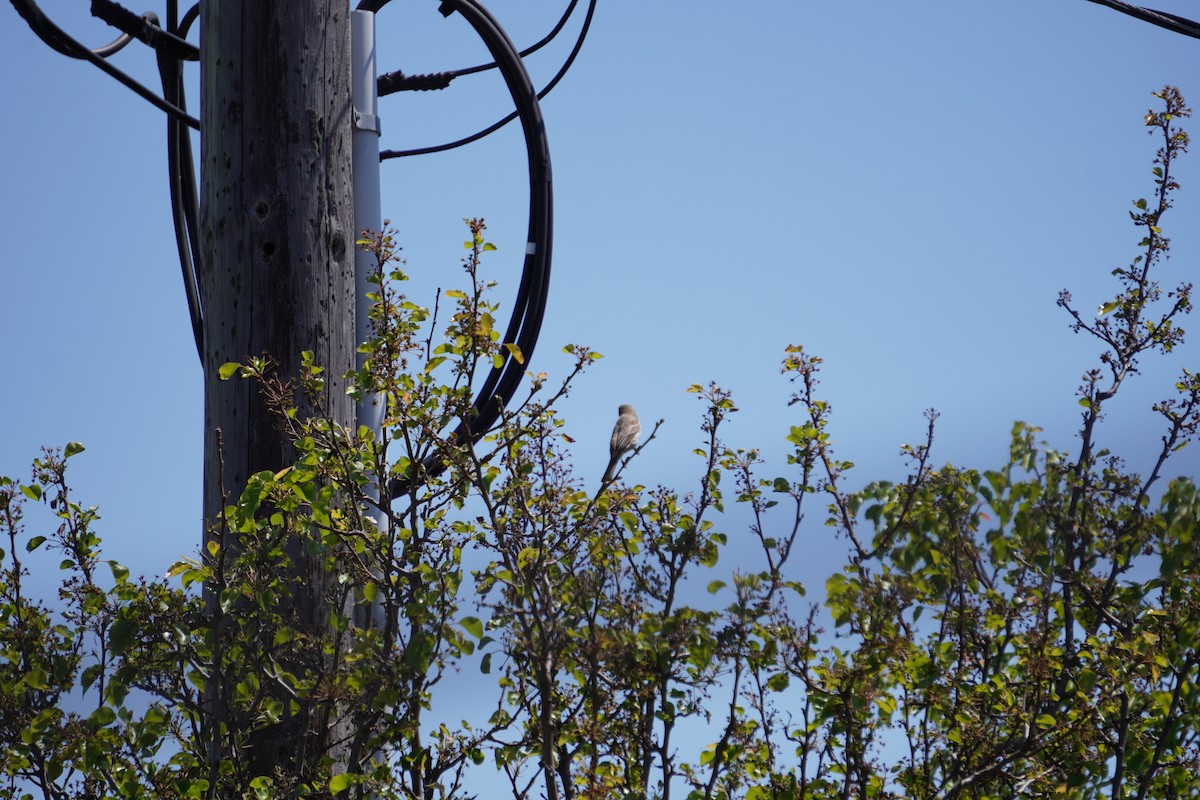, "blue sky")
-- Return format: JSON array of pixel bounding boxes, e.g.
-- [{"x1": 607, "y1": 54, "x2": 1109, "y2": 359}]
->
[{"x1": 2, "y1": 0, "x2": 1199, "y2": 600}]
